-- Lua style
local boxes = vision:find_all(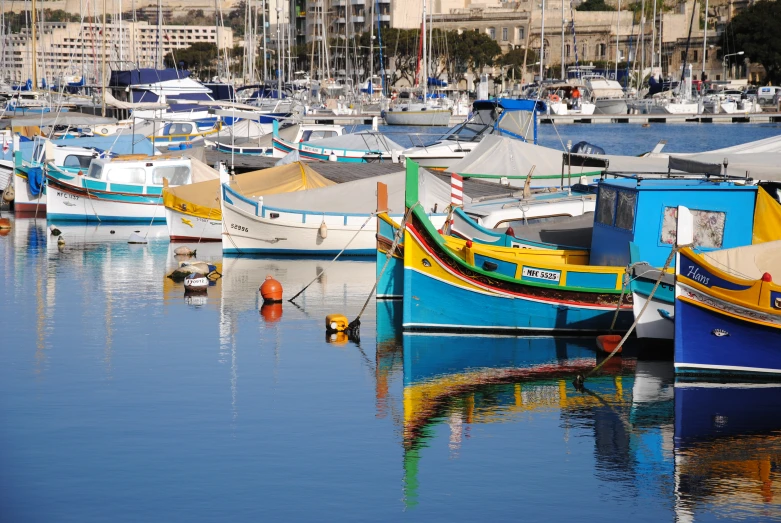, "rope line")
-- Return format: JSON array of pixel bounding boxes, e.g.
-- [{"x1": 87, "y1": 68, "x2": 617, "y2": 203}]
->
[
  {"x1": 347, "y1": 203, "x2": 418, "y2": 332},
  {"x1": 576, "y1": 245, "x2": 680, "y2": 388},
  {"x1": 288, "y1": 212, "x2": 377, "y2": 303}
]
